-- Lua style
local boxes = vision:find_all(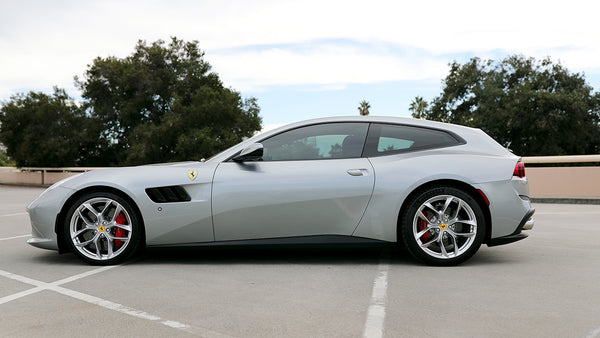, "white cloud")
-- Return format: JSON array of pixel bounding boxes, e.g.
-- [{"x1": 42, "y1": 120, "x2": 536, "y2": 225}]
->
[
  {"x1": 2, "y1": 0, "x2": 600, "y2": 98},
  {"x1": 210, "y1": 45, "x2": 449, "y2": 91}
]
